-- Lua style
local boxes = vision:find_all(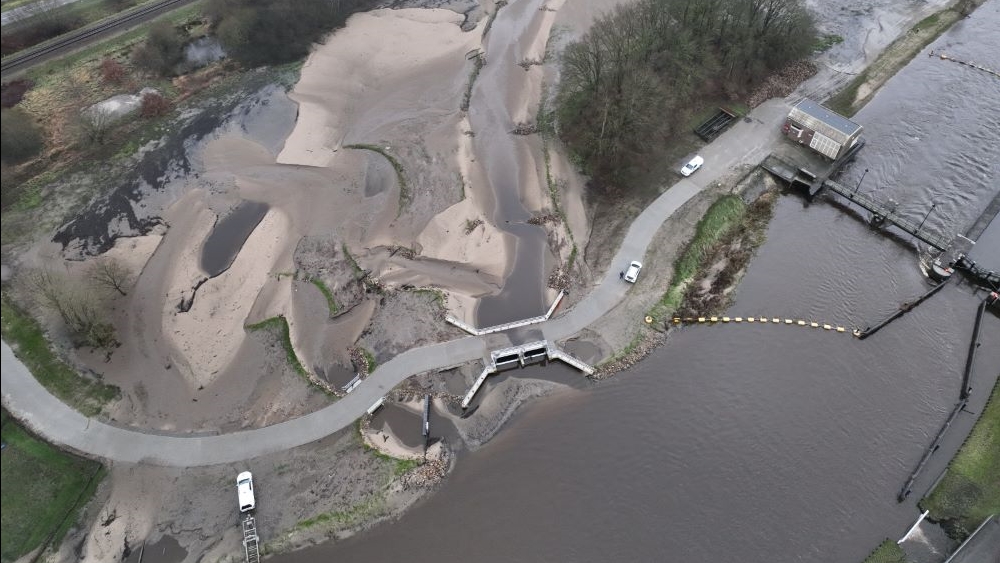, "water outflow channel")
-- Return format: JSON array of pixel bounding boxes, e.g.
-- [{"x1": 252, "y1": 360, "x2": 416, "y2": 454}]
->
[
  {"x1": 469, "y1": 0, "x2": 551, "y2": 326},
  {"x1": 278, "y1": 4, "x2": 1000, "y2": 562}
]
